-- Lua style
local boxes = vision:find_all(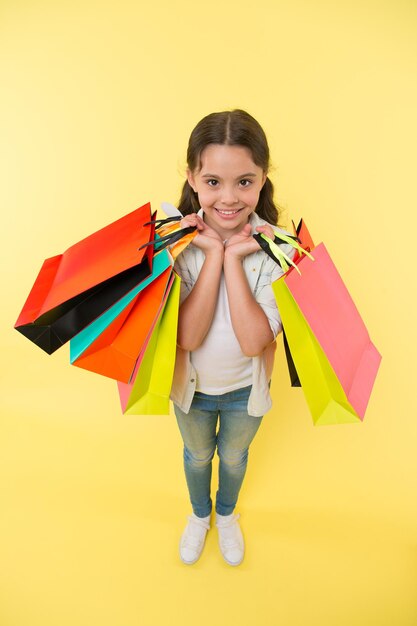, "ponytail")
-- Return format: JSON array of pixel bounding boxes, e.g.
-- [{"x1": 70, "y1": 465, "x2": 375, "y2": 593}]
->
[
  {"x1": 177, "y1": 180, "x2": 200, "y2": 216},
  {"x1": 256, "y1": 176, "x2": 279, "y2": 225}
]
